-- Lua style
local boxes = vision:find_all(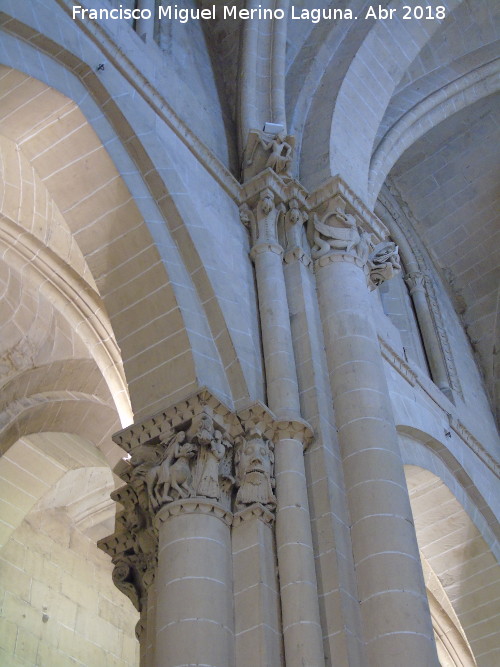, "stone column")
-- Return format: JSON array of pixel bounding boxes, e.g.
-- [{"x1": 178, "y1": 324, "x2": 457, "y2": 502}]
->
[
  {"x1": 135, "y1": 0, "x2": 155, "y2": 42},
  {"x1": 231, "y1": 411, "x2": 283, "y2": 666},
  {"x1": 404, "y1": 270, "x2": 451, "y2": 396},
  {"x1": 155, "y1": 499, "x2": 234, "y2": 667},
  {"x1": 99, "y1": 391, "x2": 237, "y2": 667},
  {"x1": 241, "y1": 180, "x2": 325, "y2": 667},
  {"x1": 308, "y1": 185, "x2": 439, "y2": 667}
]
